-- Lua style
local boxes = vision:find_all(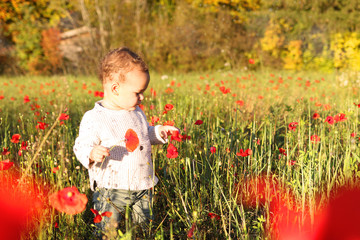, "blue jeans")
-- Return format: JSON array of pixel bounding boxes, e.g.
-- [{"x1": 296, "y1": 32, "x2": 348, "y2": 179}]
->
[{"x1": 92, "y1": 188, "x2": 153, "y2": 232}]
